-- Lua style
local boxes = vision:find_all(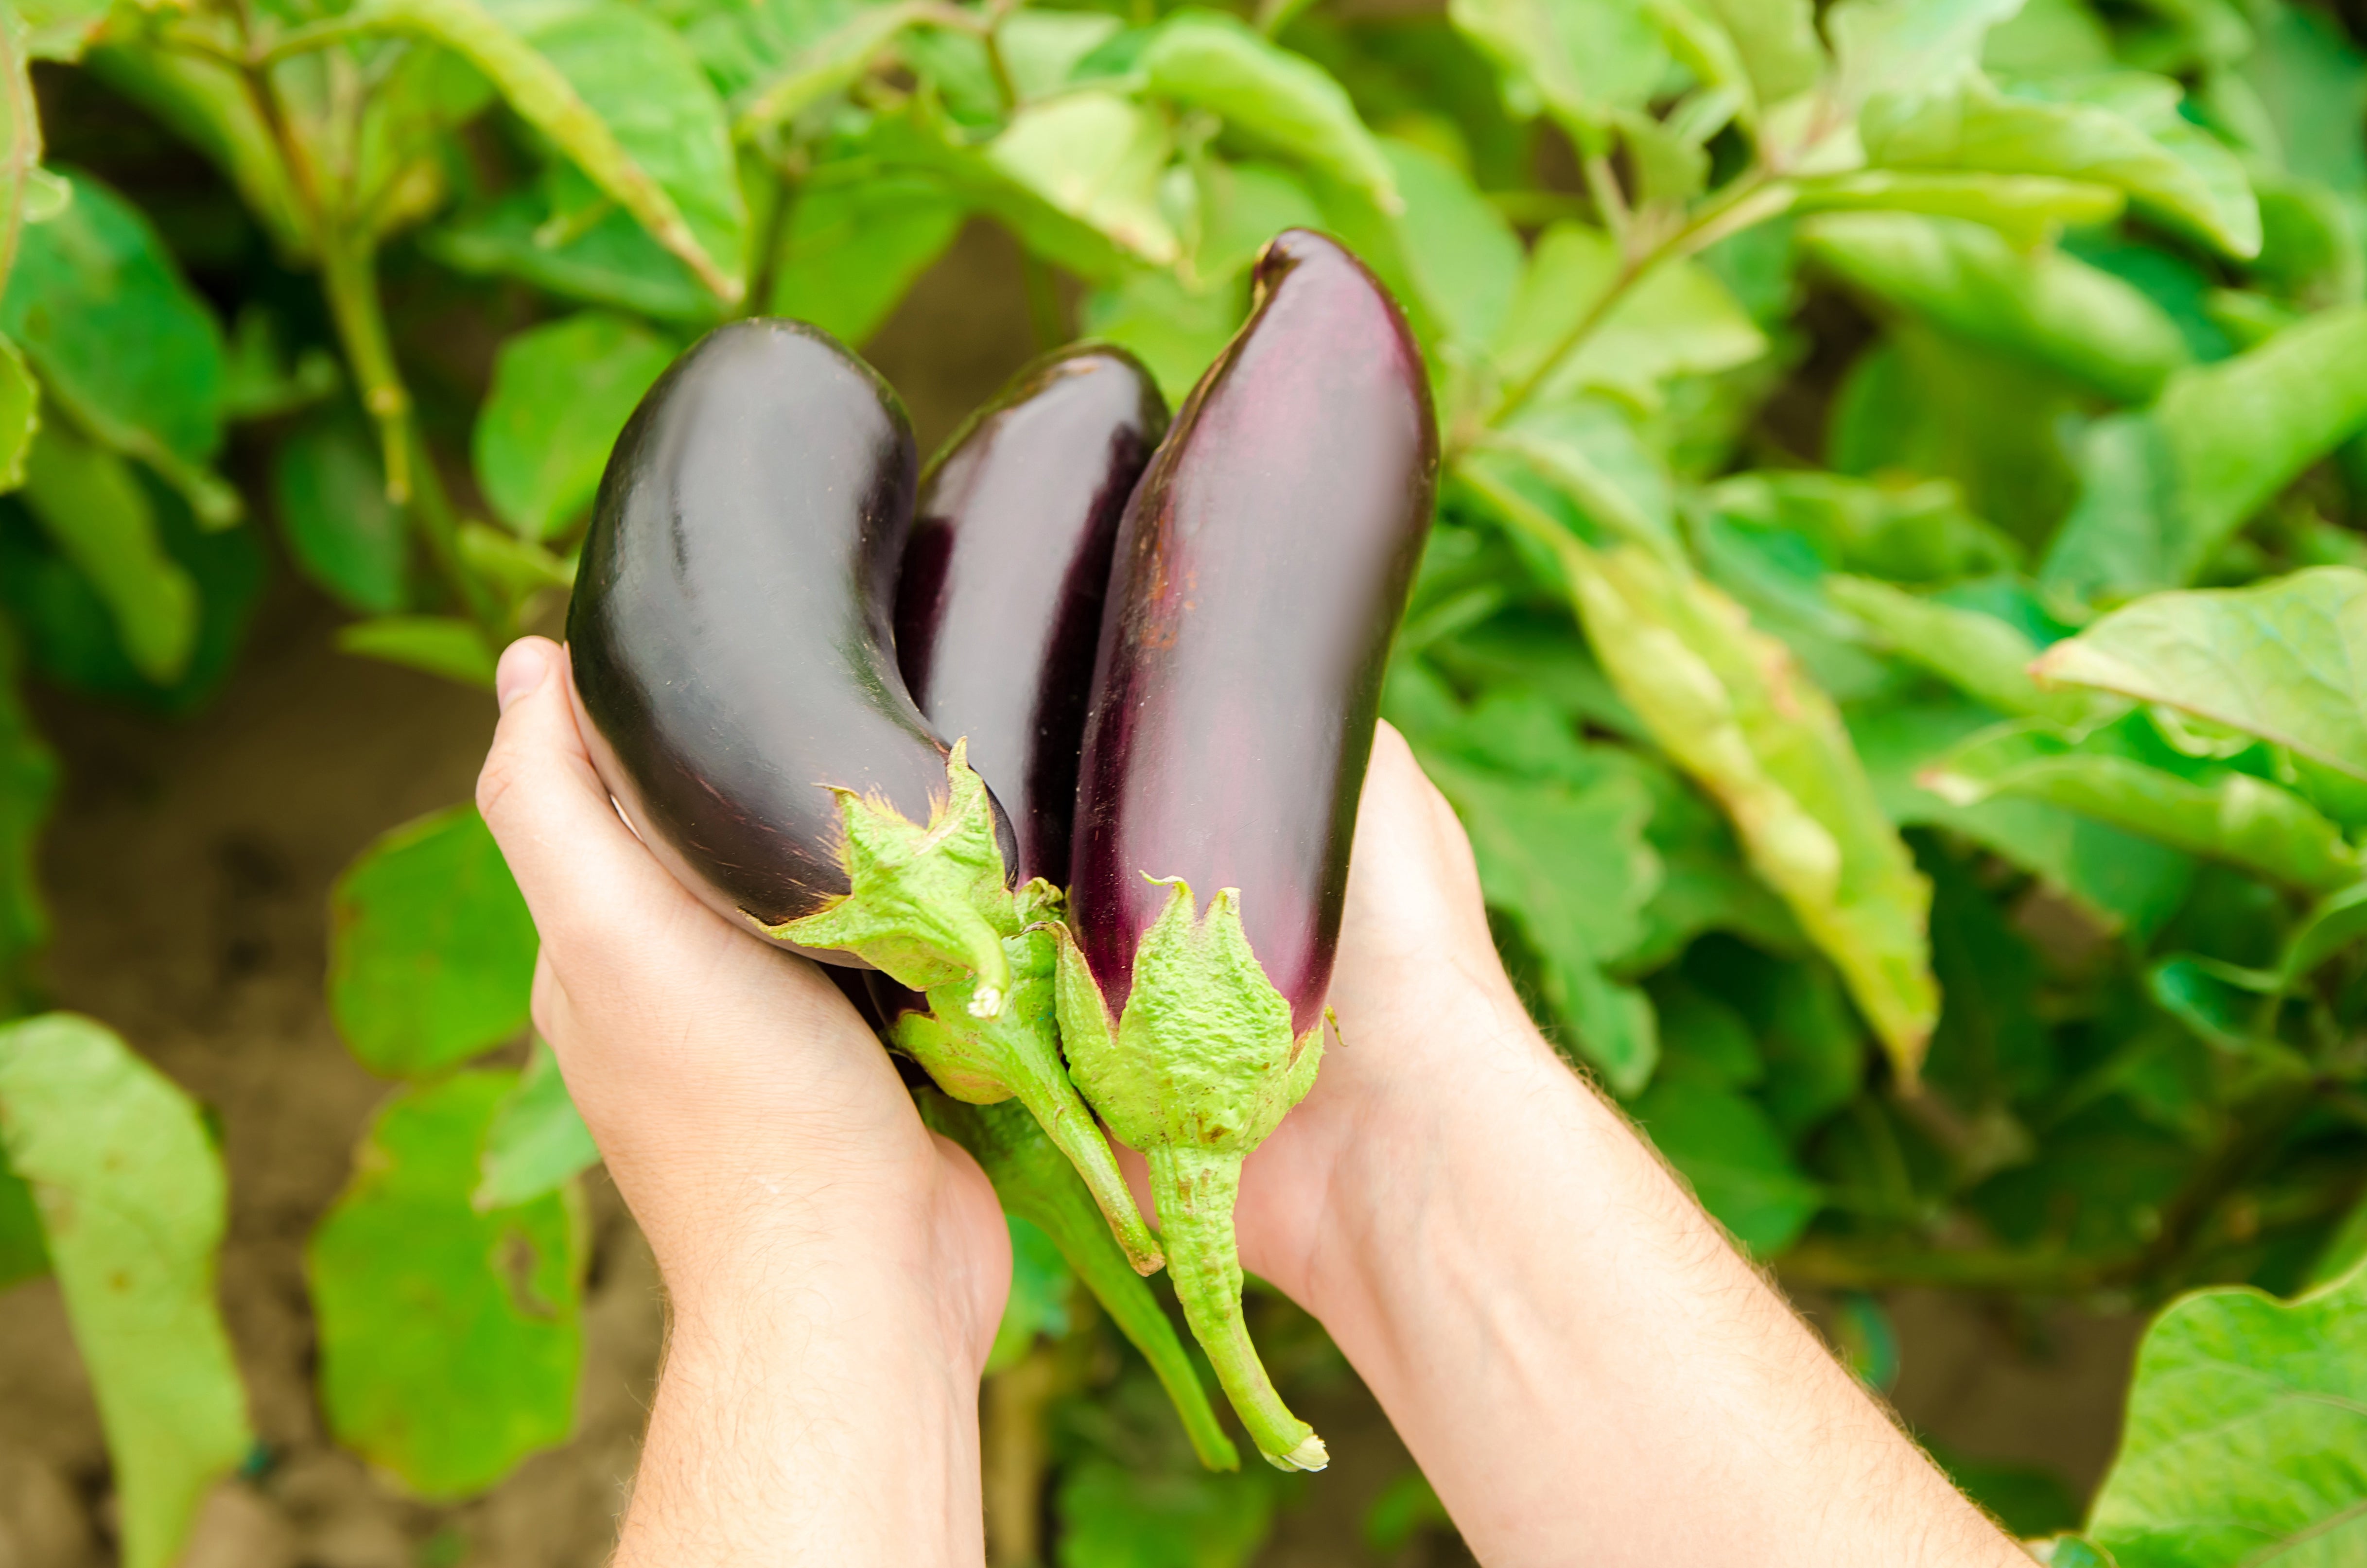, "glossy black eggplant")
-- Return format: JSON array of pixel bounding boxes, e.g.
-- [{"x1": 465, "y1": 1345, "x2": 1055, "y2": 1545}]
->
[
  {"x1": 1053, "y1": 230, "x2": 1438, "y2": 1471},
  {"x1": 568, "y1": 318, "x2": 1018, "y2": 988},
  {"x1": 895, "y1": 345, "x2": 1167, "y2": 886}
]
